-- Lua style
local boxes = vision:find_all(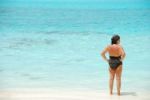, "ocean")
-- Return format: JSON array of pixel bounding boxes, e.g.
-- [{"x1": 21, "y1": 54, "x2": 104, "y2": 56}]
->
[{"x1": 0, "y1": 7, "x2": 150, "y2": 94}]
